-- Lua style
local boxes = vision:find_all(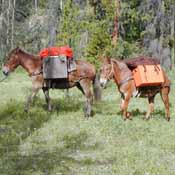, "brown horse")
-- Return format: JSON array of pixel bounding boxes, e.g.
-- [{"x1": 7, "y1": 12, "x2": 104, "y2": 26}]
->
[
  {"x1": 99, "y1": 57, "x2": 170, "y2": 121},
  {"x1": 2, "y1": 47, "x2": 101, "y2": 117}
]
